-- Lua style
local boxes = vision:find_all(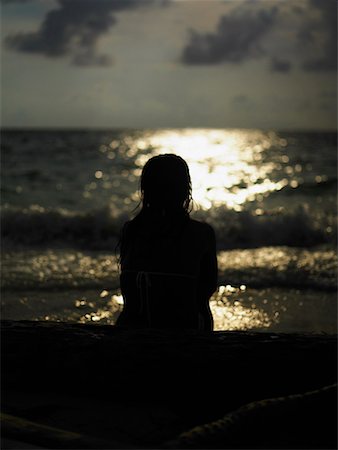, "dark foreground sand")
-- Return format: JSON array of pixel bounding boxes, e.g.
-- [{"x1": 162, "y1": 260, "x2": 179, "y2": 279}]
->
[{"x1": 1, "y1": 320, "x2": 337, "y2": 449}]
